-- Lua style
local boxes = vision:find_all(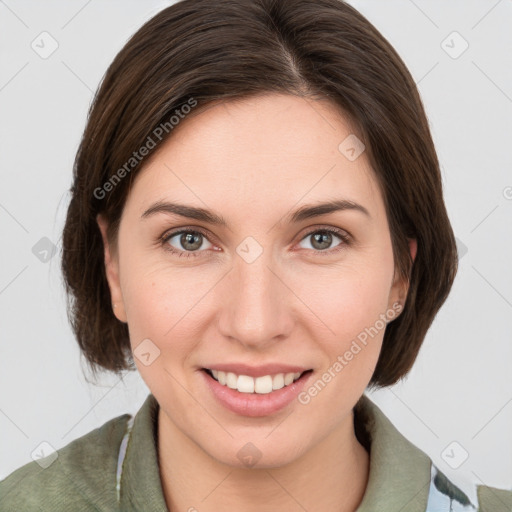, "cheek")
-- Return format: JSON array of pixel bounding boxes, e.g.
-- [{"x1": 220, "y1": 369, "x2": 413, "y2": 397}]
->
[
  {"x1": 292, "y1": 257, "x2": 394, "y2": 345},
  {"x1": 119, "y1": 255, "x2": 213, "y2": 360},
  {"x1": 296, "y1": 265, "x2": 393, "y2": 416}
]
